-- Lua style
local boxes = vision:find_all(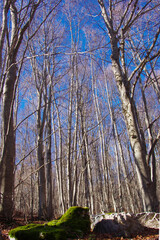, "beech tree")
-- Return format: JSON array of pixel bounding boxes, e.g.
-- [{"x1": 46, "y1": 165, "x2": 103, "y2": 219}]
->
[
  {"x1": 0, "y1": 0, "x2": 61, "y2": 220},
  {"x1": 0, "y1": 0, "x2": 42, "y2": 220},
  {"x1": 97, "y1": 0, "x2": 160, "y2": 211}
]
